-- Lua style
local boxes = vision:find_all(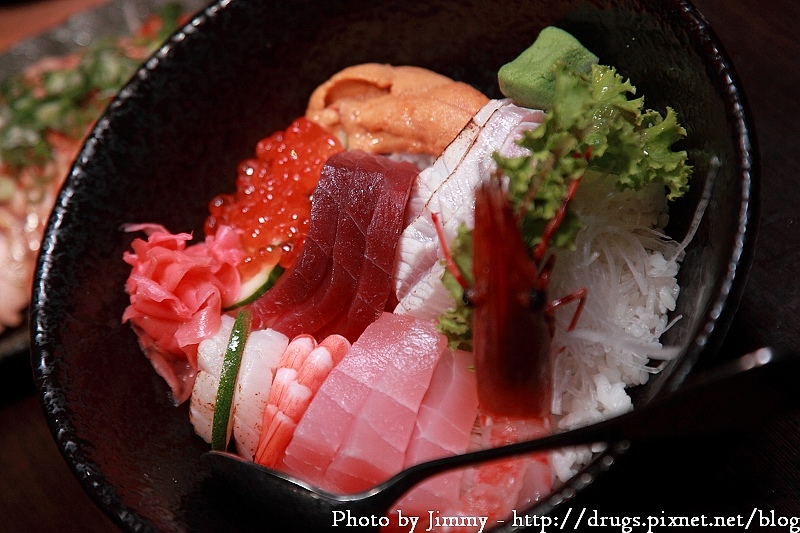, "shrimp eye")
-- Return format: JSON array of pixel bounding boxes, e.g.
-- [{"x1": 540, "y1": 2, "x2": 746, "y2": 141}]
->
[
  {"x1": 528, "y1": 289, "x2": 547, "y2": 311},
  {"x1": 462, "y1": 288, "x2": 476, "y2": 307}
]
